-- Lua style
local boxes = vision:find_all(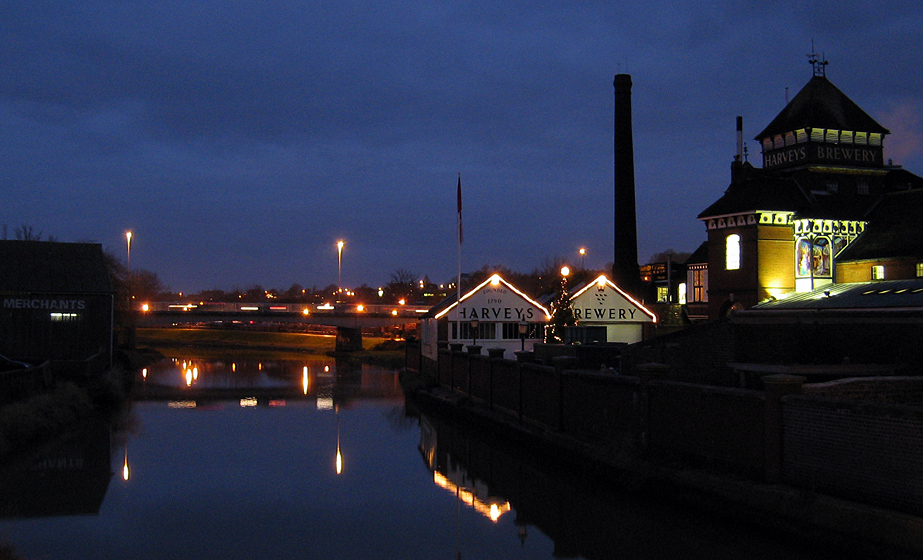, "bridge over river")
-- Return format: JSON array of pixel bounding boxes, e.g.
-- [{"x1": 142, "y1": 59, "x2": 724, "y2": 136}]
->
[{"x1": 135, "y1": 301, "x2": 430, "y2": 351}]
